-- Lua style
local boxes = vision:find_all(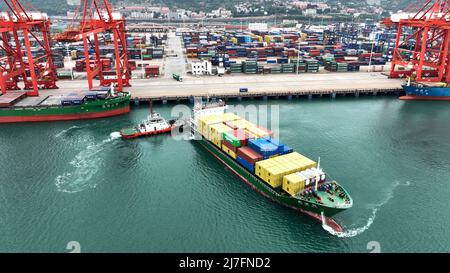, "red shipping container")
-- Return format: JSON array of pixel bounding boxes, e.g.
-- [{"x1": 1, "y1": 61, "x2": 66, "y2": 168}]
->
[
  {"x1": 222, "y1": 140, "x2": 238, "y2": 153},
  {"x1": 257, "y1": 125, "x2": 273, "y2": 137},
  {"x1": 237, "y1": 147, "x2": 263, "y2": 165},
  {"x1": 224, "y1": 121, "x2": 238, "y2": 130},
  {"x1": 233, "y1": 129, "x2": 250, "y2": 146}
]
